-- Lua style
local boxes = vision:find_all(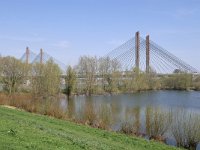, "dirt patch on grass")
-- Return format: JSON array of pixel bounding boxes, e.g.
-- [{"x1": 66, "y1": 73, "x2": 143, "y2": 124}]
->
[
  {"x1": 2, "y1": 105, "x2": 20, "y2": 110},
  {"x1": 2, "y1": 105, "x2": 17, "y2": 109}
]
